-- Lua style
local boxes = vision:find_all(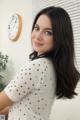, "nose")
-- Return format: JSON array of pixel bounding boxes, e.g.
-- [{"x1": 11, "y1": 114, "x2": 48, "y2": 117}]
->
[{"x1": 36, "y1": 31, "x2": 43, "y2": 41}]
